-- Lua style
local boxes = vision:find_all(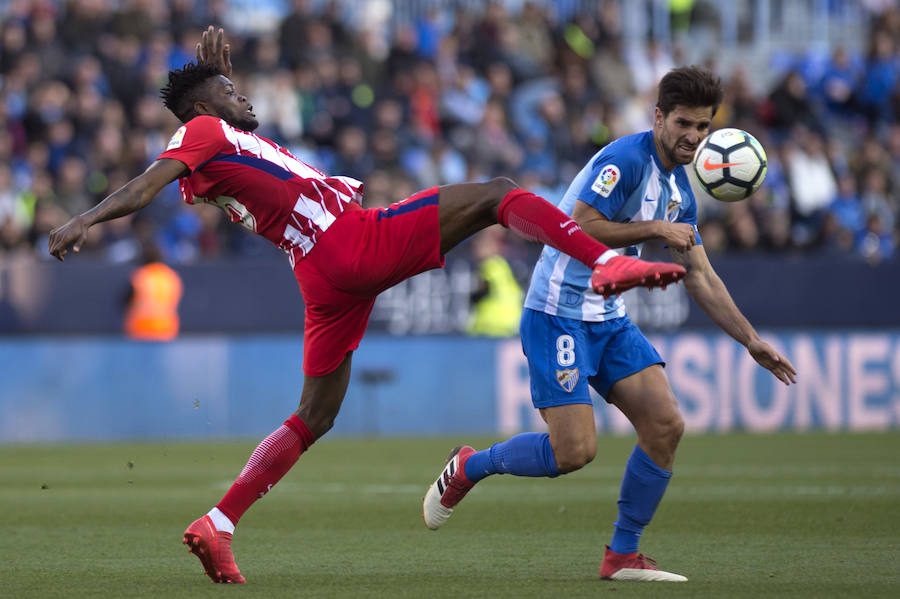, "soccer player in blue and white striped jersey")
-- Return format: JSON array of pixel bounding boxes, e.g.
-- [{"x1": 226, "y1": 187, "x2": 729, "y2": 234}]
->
[{"x1": 424, "y1": 66, "x2": 797, "y2": 582}]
